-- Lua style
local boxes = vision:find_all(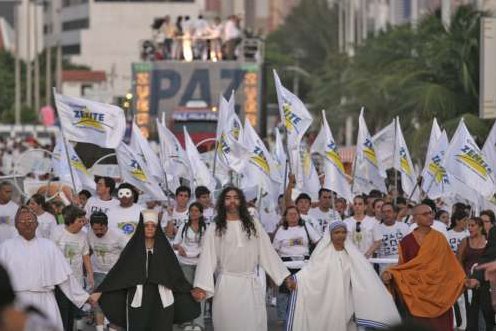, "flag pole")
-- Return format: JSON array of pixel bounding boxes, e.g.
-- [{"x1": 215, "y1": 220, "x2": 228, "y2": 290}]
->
[
  {"x1": 393, "y1": 117, "x2": 399, "y2": 205},
  {"x1": 52, "y1": 87, "x2": 79, "y2": 197}
]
